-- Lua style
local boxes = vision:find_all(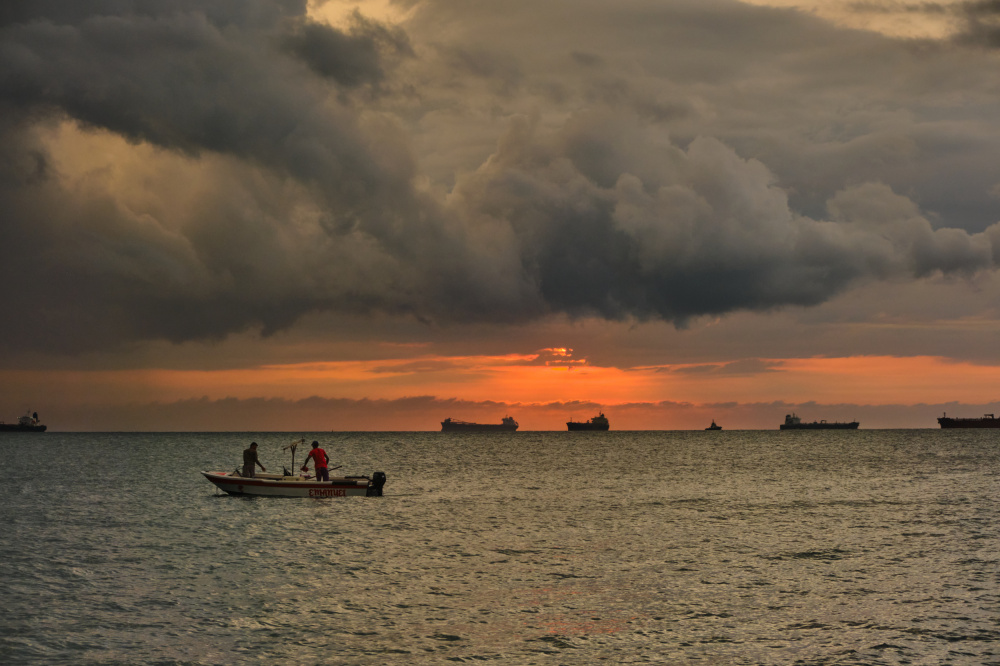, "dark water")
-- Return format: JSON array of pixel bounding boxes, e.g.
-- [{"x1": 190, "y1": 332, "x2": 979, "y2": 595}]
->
[{"x1": 1, "y1": 430, "x2": 998, "y2": 664}]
